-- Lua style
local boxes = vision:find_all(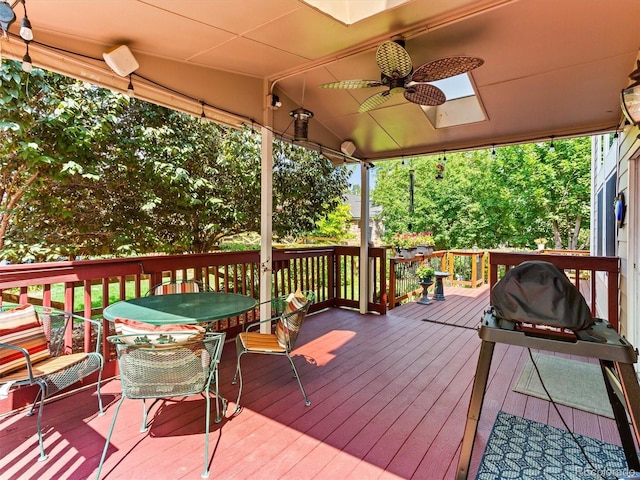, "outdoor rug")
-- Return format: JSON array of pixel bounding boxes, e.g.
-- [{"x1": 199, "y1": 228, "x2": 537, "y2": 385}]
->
[
  {"x1": 513, "y1": 353, "x2": 613, "y2": 418},
  {"x1": 475, "y1": 411, "x2": 631, "y2": 479}
]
